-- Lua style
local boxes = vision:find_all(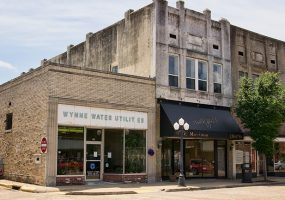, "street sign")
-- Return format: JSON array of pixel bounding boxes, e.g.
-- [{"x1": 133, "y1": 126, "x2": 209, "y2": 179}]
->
[{"x1": 40, "y1": 137, "x2": 47, "y2": 153}]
